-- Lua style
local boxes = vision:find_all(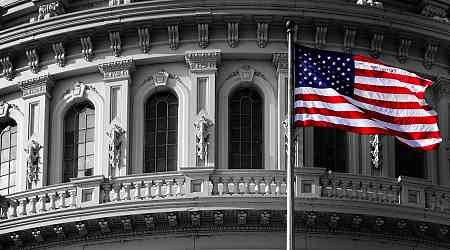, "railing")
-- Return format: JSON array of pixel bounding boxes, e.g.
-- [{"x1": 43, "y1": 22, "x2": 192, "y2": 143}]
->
[{"x1": 1, "y1": 169, "x2": 449, "y2": 222}]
